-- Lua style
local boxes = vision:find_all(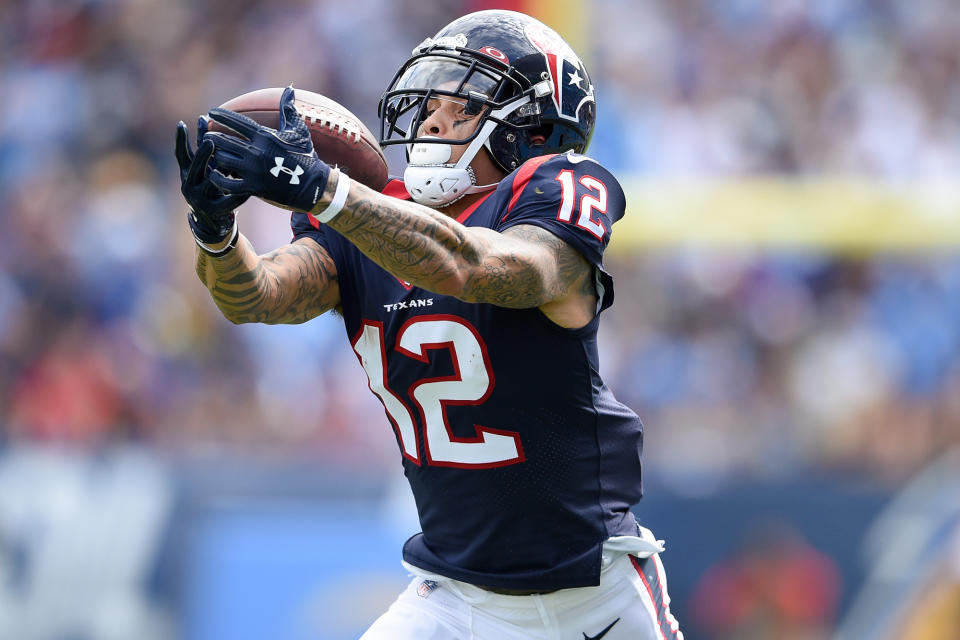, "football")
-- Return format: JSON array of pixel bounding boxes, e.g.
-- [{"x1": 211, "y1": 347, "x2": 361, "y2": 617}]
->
[{"x1": 210, "y1": 87, "x2": 389, "y2": 191}]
